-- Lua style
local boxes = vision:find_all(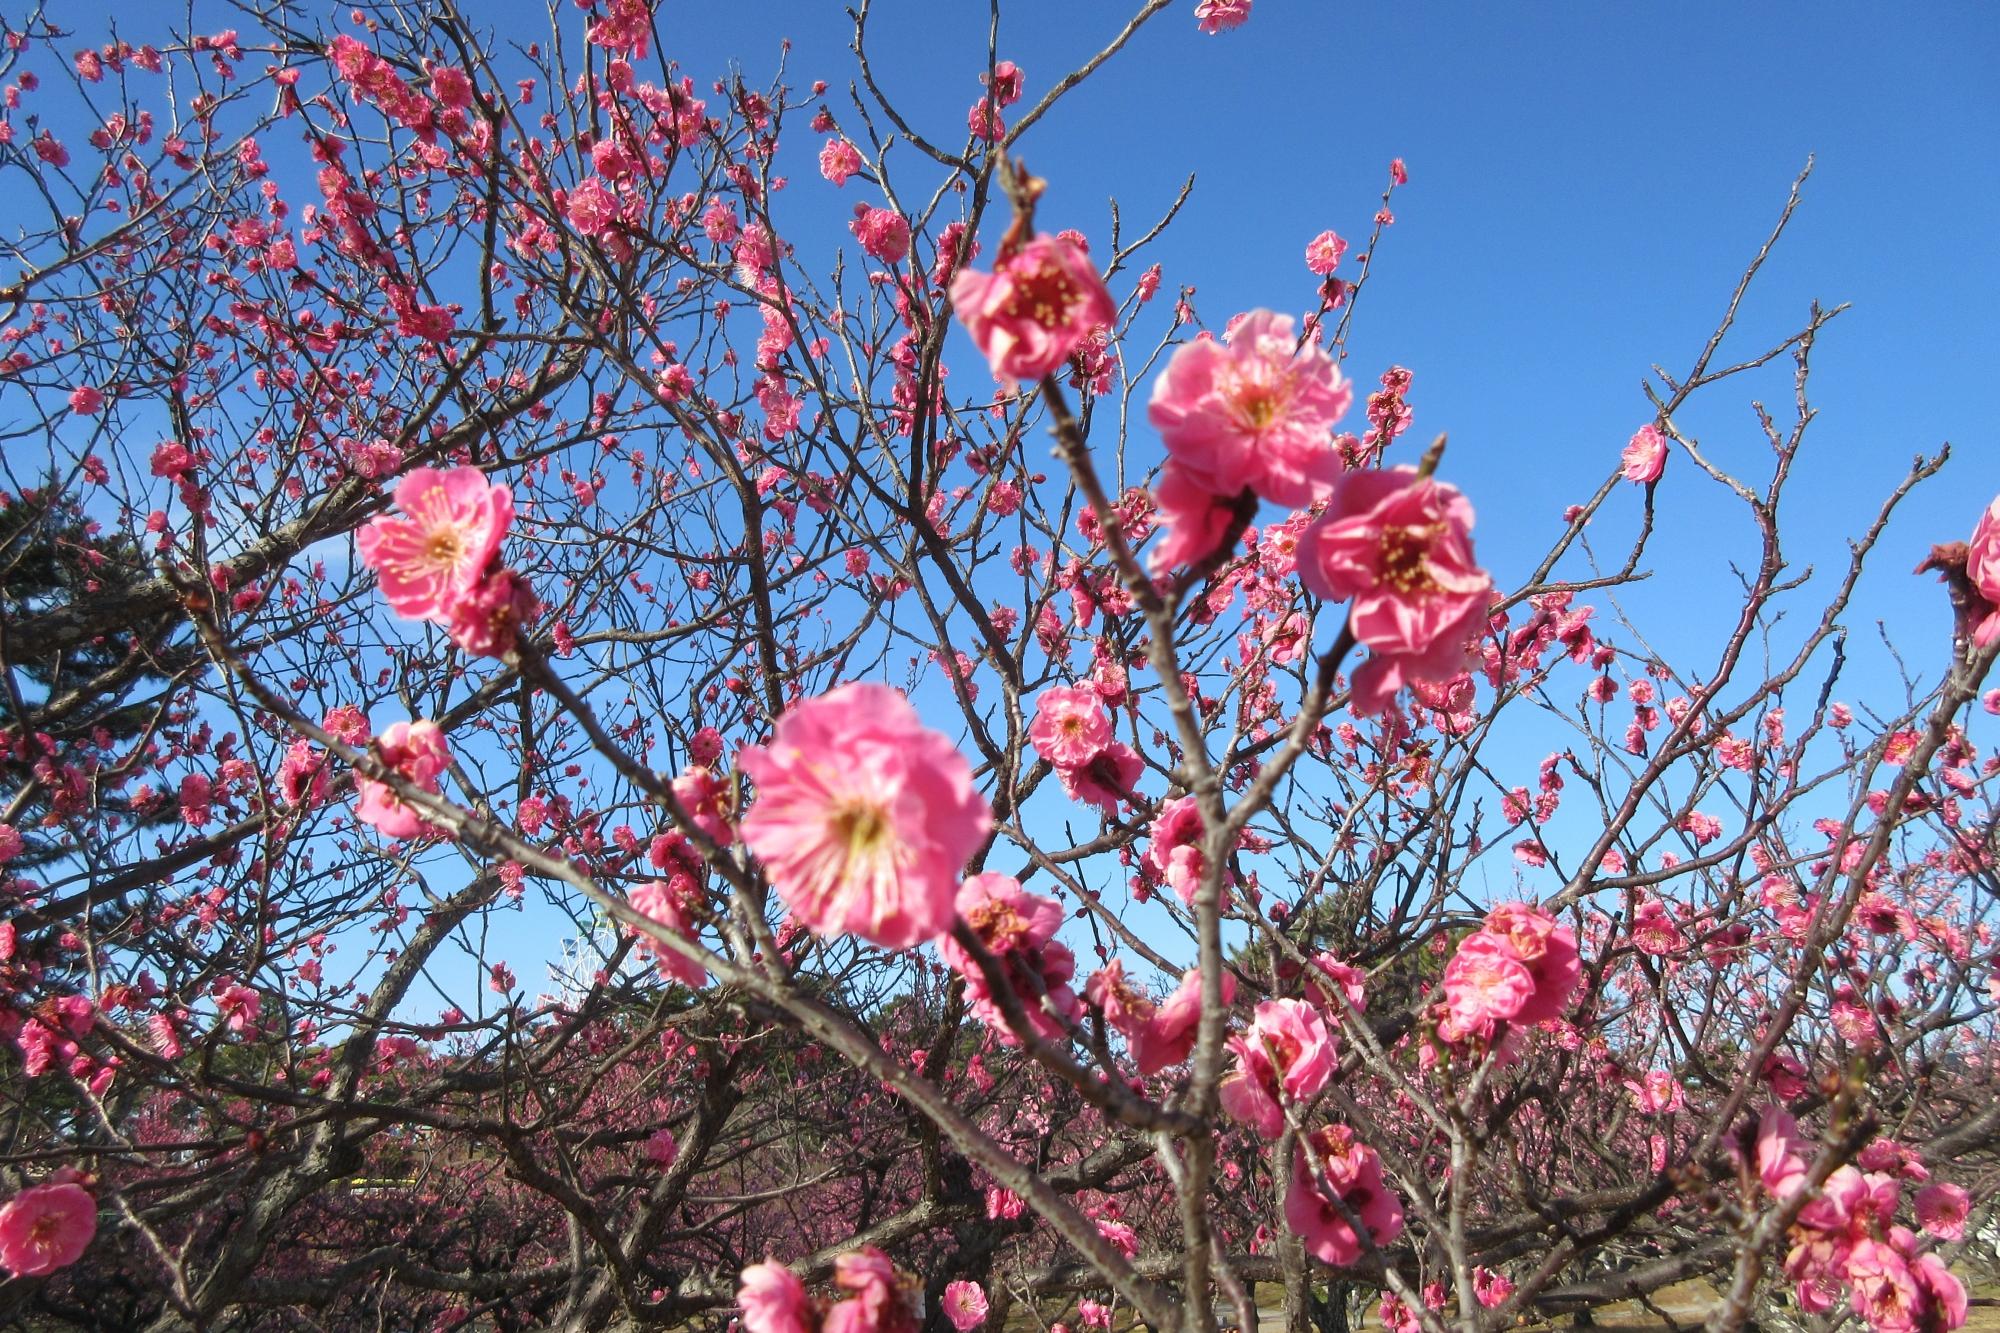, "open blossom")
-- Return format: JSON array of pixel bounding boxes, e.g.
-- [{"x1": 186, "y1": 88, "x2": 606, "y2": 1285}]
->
[
  {"x1": 1144, "y1": 795, "x2": 1214, "y2": 907},
  {"x1": 628, "y1": 878, "x2": 707, "y2": 988},
  {"x1": 1284, "y1": 1124, "x2": 1403, "y2": 1266},
  {"x1": 824, "y1": 1247, "x2": 919, "y2": 1333},
  {"x1": 642, "y1": 1127, "x2": 678, "y2": 1169},
  {"x1": 566, "y1": 176, "x2": 620, "y2": 238},
  {"x1": 277, "y1": 739, "x2": 329, "y2": 808},
  {"x1": 940, "y1": 873, "x2": 1081, "y2": 1044},
  {"x1": 0, "y1": 1182, "x2": 96, "y2": 1276},
  {"x1": 1302, "y1": 954, "x2": 1367, "y2": 1015},
  {"x1": 1297, "y1": 466, "x2": 1492, "y2": 715},
  {"x1": 1056, "y1": 741, "x2": 1142, "y2": 814},
  {"x1": 1195, "y1": 0, "x2": 1252, "y2": 33},
  {"x1": 214, "y1": 981, "x2": 261, "y2": 1036},
  {"x1": 974, "y1": 58, "x2": 1022, "y2": 103},
  {"x1": 738, "y1": 683, "x2": 990, "y2": 949},
  {"x1": 942, "y1": 1280, "x2": 989, "y2": 1331},
  {"x1": 1440, "y1": 902, "x2": 1580, "y2": 1040},
  {"x1": 949, "y1": 232, "x2": 1115, "y2": 384},
  {"x1": 739, "y1": 1261, "x2": 815, "y2": 1333},
  {"x1": 1847, "y1": 1237, "x2": 1962, "y2": 1333},
  {"x1": 672, "y1": 765, "x2": 737, "y2": 846},
  {"x1": 1148, "y1": 460, "x2": 1252, "y2": 574},
  {"x1": 820, "y1": 137, "x2": 864, "y2": 186},
  {"x1": 1029, "y1": 686, "x2": 1113, "y2": 767},
  {"x1": 1090, "y1": 964, "x2": 1234, "y2": 1074},
  {"x1": 1967, "y1": 497, "x2": 2000, "y2": 647},
  {"x1": 1622, "y1": 424, "x2": 1668, "y2": 483},
  {"x1": 1915, "y1": 1182, "x2": 1970, "y2": 1240},
  {"x1": 356, "y1": 466, "x2": 513, "y2": 622},
  {"x1": 1473, "y1": 1268, "x2": 1515, "y2": 1309},
  {"x1": 353, "y1": 719, "x2": 452, "y2": 841},
  {"x1": 1149, "y1": 310, "x2": 1351, "y2": 508},
  {"x1": 1627, "y1": 1069, "x2": 1686, "y2": 1115},
  {"x1": 851, "y1": 204, "x2": 910, "y2": 263},
  {"x1": 1304, "y1": 230, "x2": 1348, "y2": 276},
  {"x1": 1220, "y1": 998, "x2": 1338, "y2": 1137},
  {"x1": 446, "y1": 567, "x2": 537, "y2": 658}
]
